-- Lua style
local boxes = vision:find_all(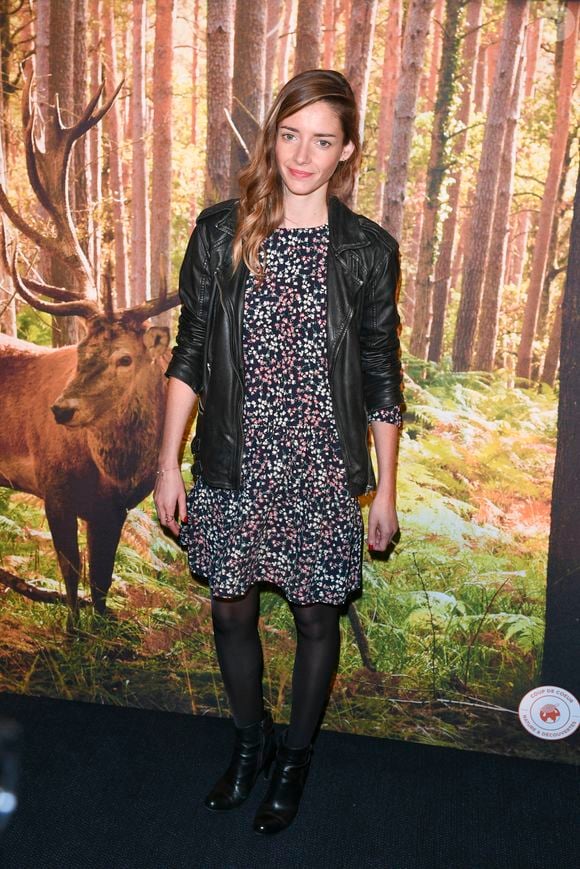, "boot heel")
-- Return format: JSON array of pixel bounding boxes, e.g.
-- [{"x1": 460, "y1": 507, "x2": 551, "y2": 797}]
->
[
  {"x1": 253, "y1": 729, "x2": 313, "y2": 834},
  {"x1": 203, "y1": 711, "x2": 275, "y2": 811}
]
